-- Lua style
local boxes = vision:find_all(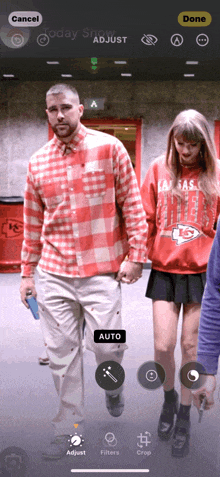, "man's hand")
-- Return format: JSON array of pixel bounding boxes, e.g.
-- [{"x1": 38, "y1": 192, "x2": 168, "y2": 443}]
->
[
  {"x1": 20, "y1": 277, "x2": 37, "y2": 308},
  {"x1": 192, "y1": 375, "x2": 216, "y2": 411},
  {"x1": 116, "y1": 261, "x2": 143, "y2": 284}
]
